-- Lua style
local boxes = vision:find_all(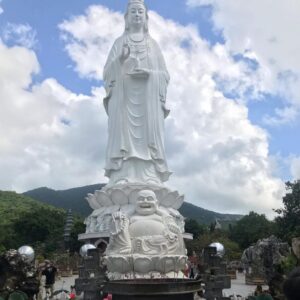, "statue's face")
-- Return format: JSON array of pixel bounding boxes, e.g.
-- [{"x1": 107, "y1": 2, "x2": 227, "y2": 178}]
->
[
  {"x1": 127, "y1": 3, "x2": 146, "y2": 28},
  {"x1": 135, "y1": 190, "x2": 158, "y2": 216}
]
